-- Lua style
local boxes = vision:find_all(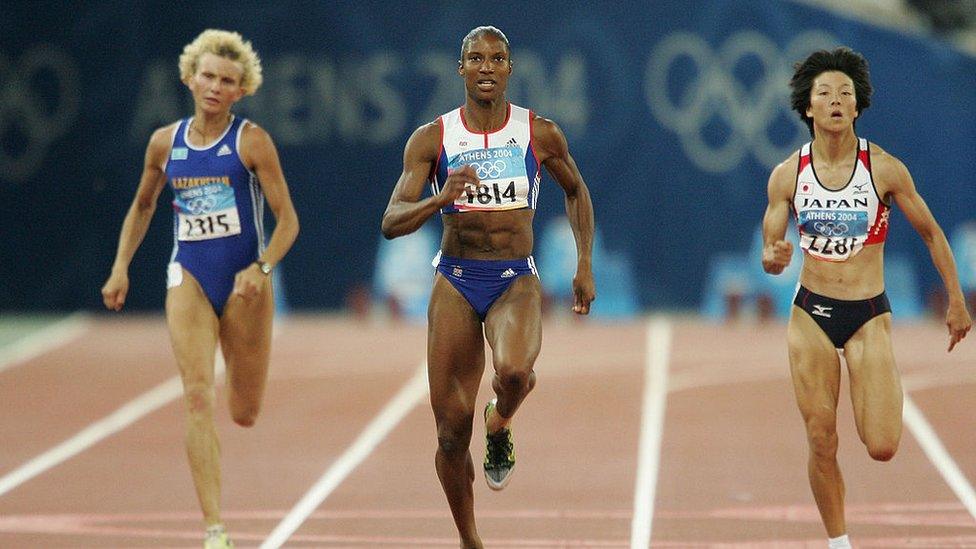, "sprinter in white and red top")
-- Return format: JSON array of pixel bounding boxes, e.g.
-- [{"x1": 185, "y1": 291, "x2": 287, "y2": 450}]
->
[
  {"x1": 762, "y1": 47, "x2": 971, "y2": 549},
  {"x1": 793, "y1": 137, "x2": 889, "y2": 262},
  {"x1": 381, "y1": 26, "x2": 595, "y2": 549}
]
